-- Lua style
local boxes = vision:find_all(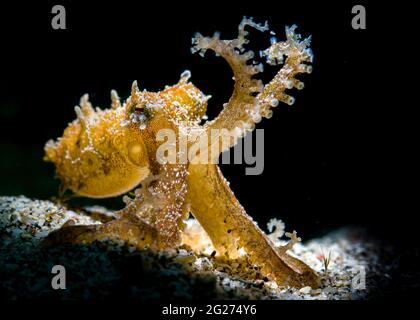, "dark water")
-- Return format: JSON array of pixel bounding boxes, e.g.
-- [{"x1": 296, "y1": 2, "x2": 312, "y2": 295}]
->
[{"x1": 0, "y1": 1, "x2": 414, "y2": 245}]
